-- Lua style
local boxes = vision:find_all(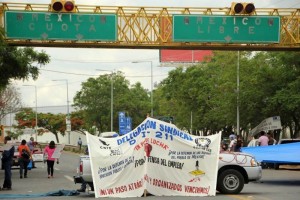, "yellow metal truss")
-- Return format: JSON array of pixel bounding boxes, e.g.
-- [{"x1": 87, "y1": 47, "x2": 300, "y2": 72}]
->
[{"x1": 0, "y1": 3, "x2": 299, "y2": 50}]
